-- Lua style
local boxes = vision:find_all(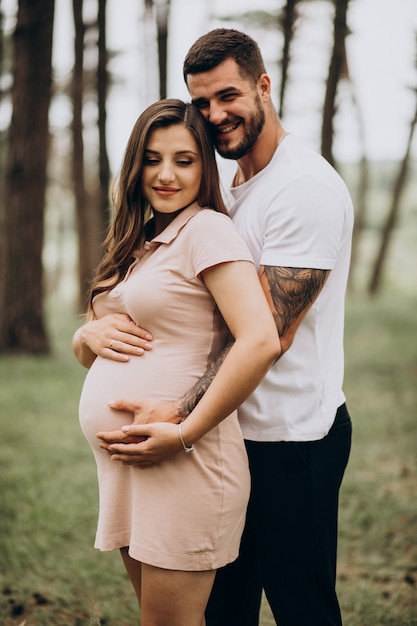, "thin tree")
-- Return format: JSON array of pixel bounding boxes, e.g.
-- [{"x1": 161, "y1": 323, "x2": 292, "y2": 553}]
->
[
  {"x1": 0, "y1": 0, "x2": 3, "y2": 109},
  {"x1": 0, "y1": 0, "x2": 54, "y2": 353},
  {"x1": 368, "y1": 67, "x2": 417, "y2": 294},
  {"x1": 72, "y1": 0, "x2": 101, "y2": 311},
  {"x1": 156, "y1": 0, "x2": 170, "y2": 99},
  {"x1": 72, "y1": 0, "x2": 90, "y2": 311},
  {"x1": 278, "y1": 0, "x2": 301, "y2": 119},
  {"x1": 143, "y1": 0, "x2": 170, "y2": 101},
  {"x1": 0, "y1": 0, "x2": 5, "y2": 182},
  {"x1": 143, "y1": 0, "x2": 158, "y2": 103},
  {"x1": 321, "y1": 0, "x2": 350, "y2": 165},
  {"x1": 97, "y1": 0, "x2": 110, "y2": 233}
]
